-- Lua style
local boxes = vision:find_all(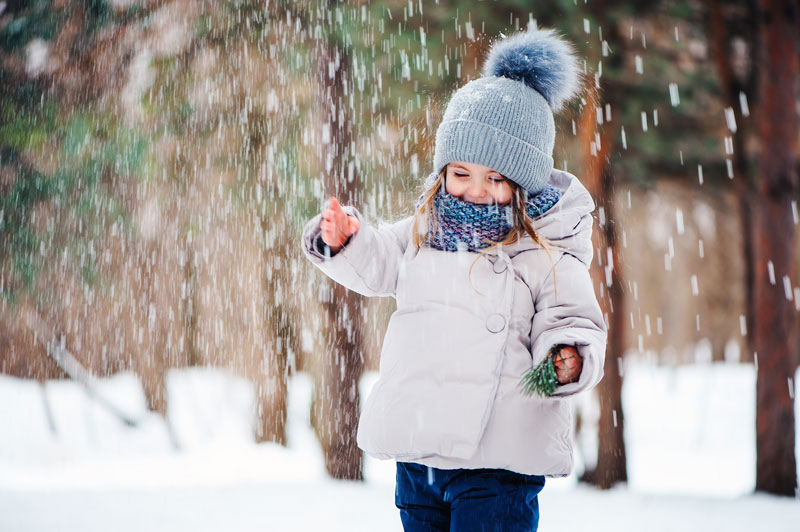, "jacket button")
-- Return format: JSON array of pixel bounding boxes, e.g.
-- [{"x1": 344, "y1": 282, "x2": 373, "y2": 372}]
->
[
  {"x1": 486, "y1": 314, "x2": 505, "y2": 333},
  {"x1": 492, "y1": 260, "x2": 507, "y2": 274}
]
